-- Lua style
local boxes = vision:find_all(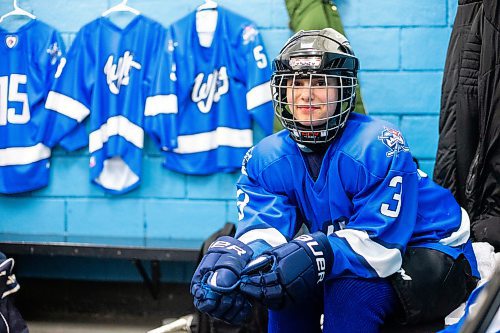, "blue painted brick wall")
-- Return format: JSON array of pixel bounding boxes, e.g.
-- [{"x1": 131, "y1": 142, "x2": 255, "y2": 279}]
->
[
  {"x1": 0, "y1": 0, "x2": 457, "y2": 282},
  {"x1": 340, "y1": 0, "x2": 456, "y2": 175}
]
